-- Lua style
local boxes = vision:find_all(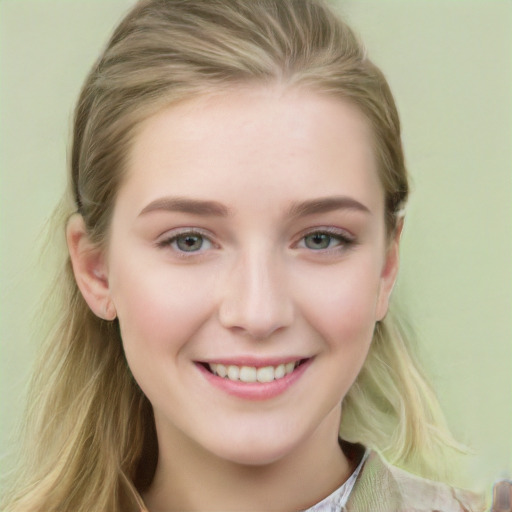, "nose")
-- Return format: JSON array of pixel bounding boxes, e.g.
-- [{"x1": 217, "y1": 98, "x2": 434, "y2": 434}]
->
[{"x1": 217, "y1": 246, "x2": 294, "y2": 340}]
